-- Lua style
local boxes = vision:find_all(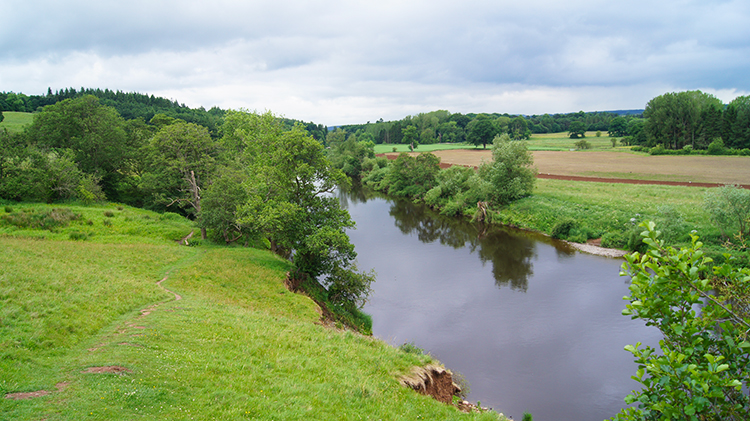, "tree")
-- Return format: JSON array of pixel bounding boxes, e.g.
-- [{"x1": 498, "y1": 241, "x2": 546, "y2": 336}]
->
[
  {"x1": 0, "y1": 110, "x2": 4, "y2": 123},
  {"x1": 613, "y1": 223, "x2": 750, "y2": 420},
  {"x1": 220, "y1": 111, "x2": 374, "y2": 309},
  {"x1": 24, "y1": 95, "x2": 130, "y2": 198},
  {"x1": 479, "y1": 134, "x2": 536, "y2": 205},
  {"x1": 466, "y1": 115, "x2": 497, "y2": 149},
  {"x1": 568, "y1": 121, "x2": 587, "y2": 138},
  {"x1": 608, "y1": 116, "x2": 628, "y2": 137},
  {"x1": 509, "y1": 116, "x2": 531, "y2": 140},
  {"x1": 141, "y1": 121, "x2": 217, "y2": 239},
  {"x1": 644, "y1": 91, "x2": 724, "y2": 150}
]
